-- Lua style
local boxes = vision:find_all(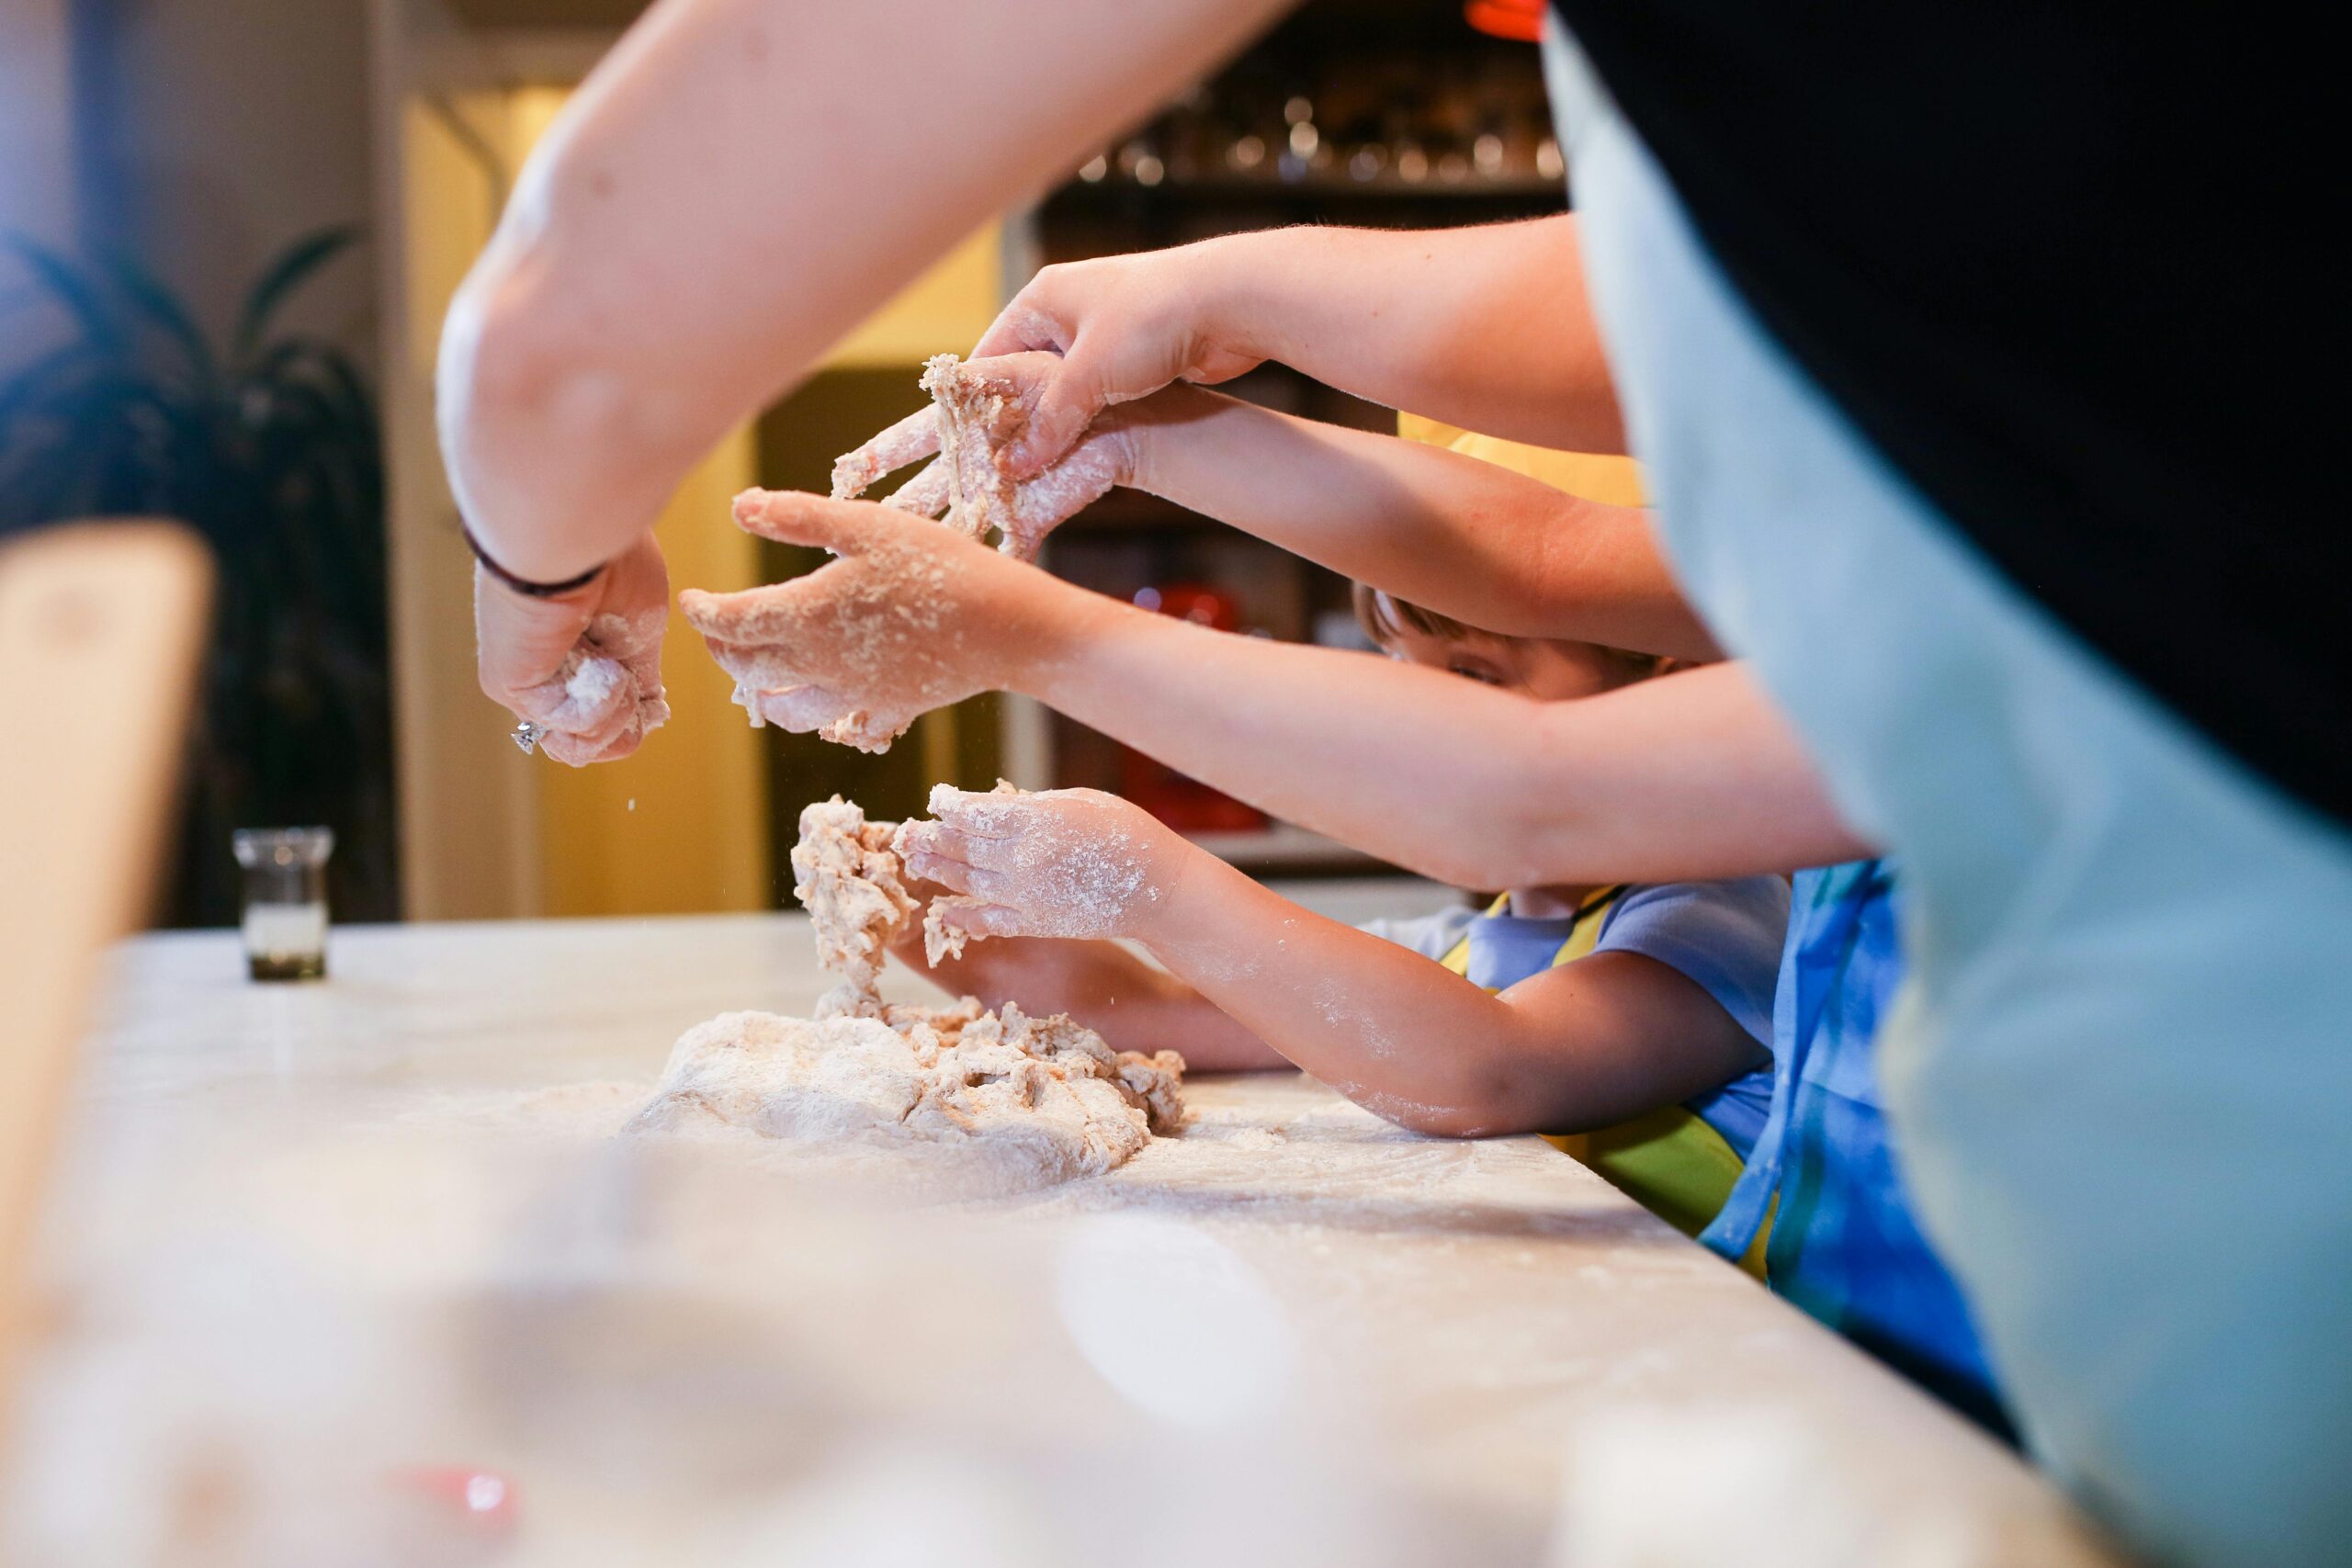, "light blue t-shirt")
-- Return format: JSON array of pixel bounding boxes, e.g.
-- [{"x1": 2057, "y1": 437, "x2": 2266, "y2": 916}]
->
[{"x1": 1362, "y1": 876, "x2": 1789, "y2": 1156}]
